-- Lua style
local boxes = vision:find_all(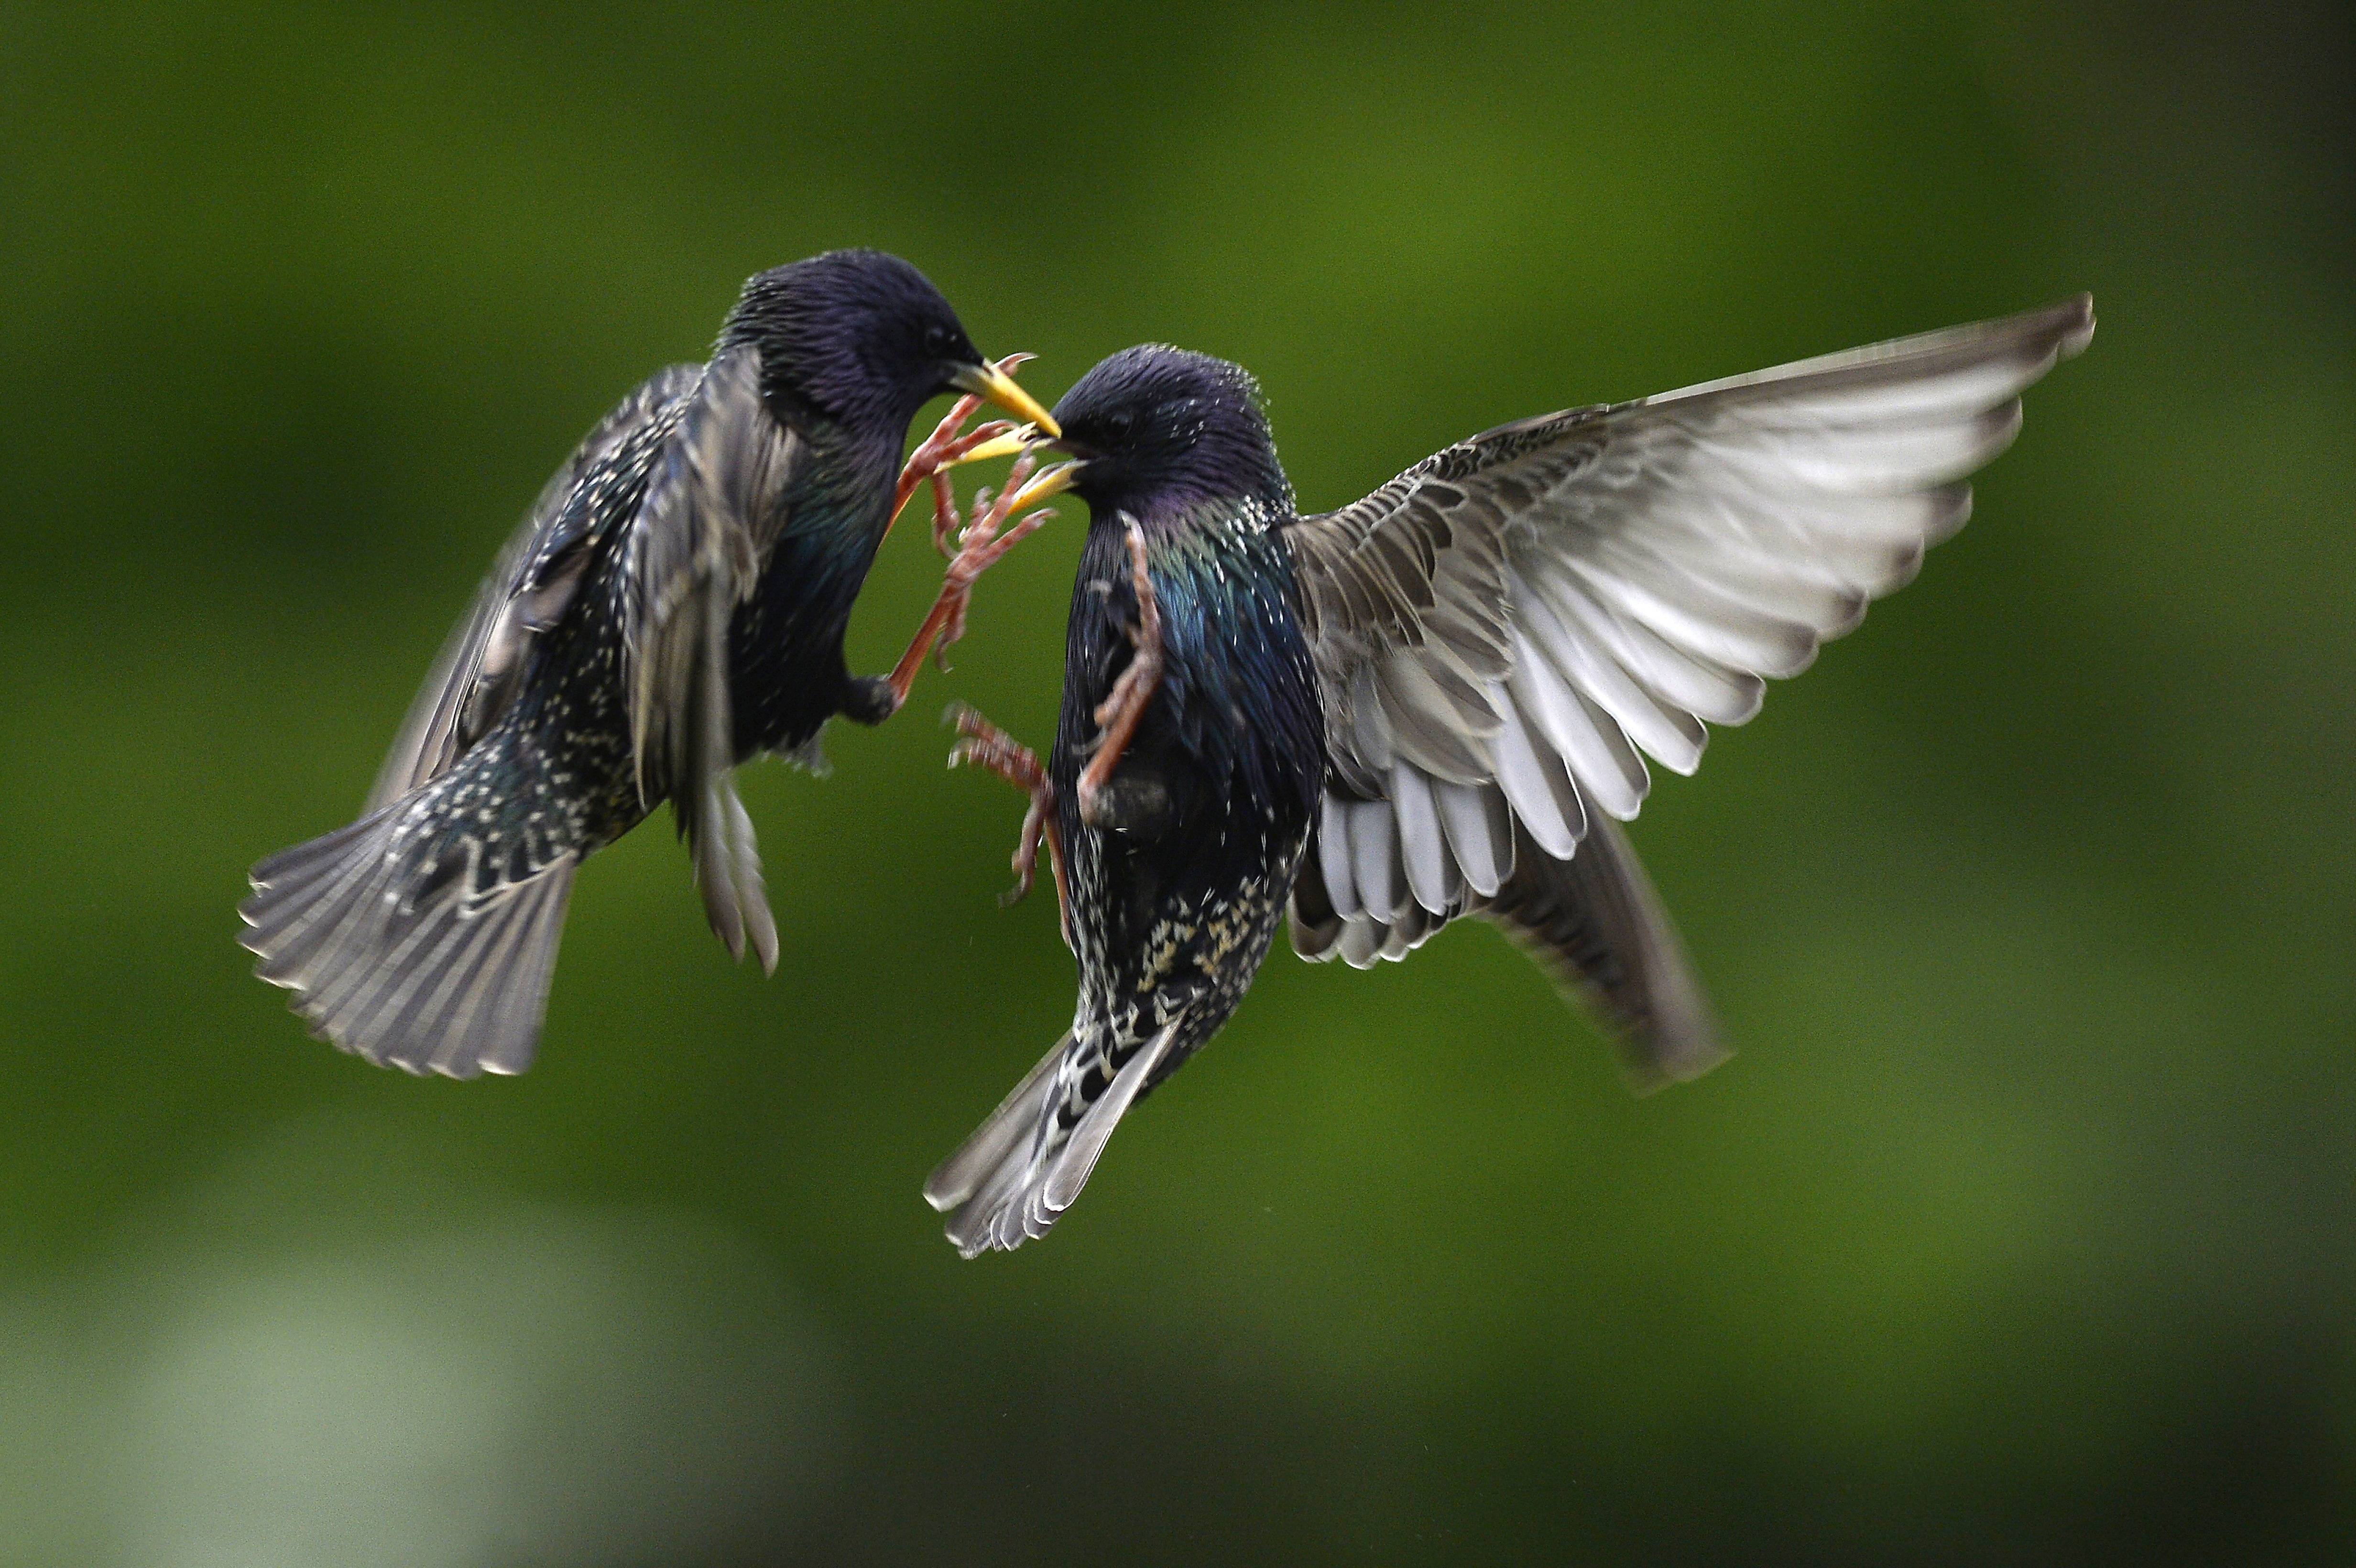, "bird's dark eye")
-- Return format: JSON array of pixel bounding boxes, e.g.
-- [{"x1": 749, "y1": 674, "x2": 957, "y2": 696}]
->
[
  {"x1": 924, "y1": 324, "x2": 955, "y2": 356},
  {"x1": 1105, "y1": 408, "x2": 1136, "y2": 442}
]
